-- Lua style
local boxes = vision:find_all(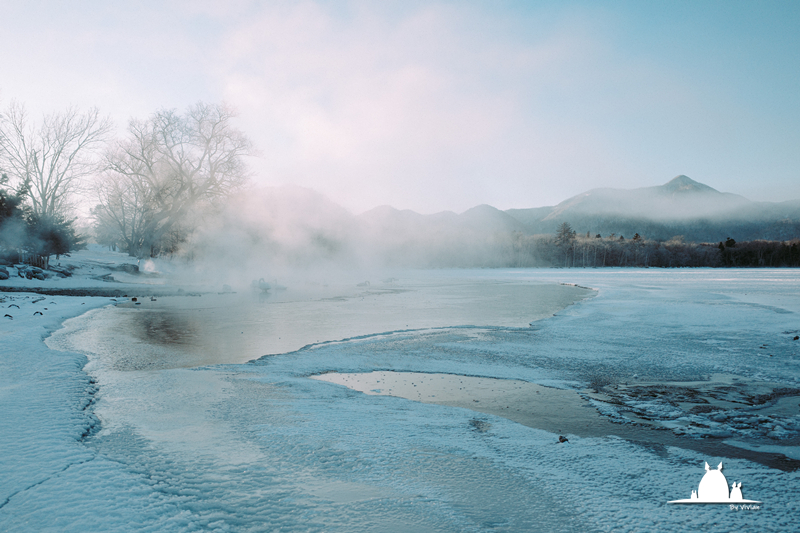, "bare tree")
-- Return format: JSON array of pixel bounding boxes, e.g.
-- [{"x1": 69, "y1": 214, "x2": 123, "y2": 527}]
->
[
  {"x1": 97, "y1": 102, "x2": 252, "y2": 257},
  {"x1": 0, "y1": 101, "x2": 112, "y2": 219},
  {"x1": 93, "y1": 172, "x2": 154, "y2": 254}
]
